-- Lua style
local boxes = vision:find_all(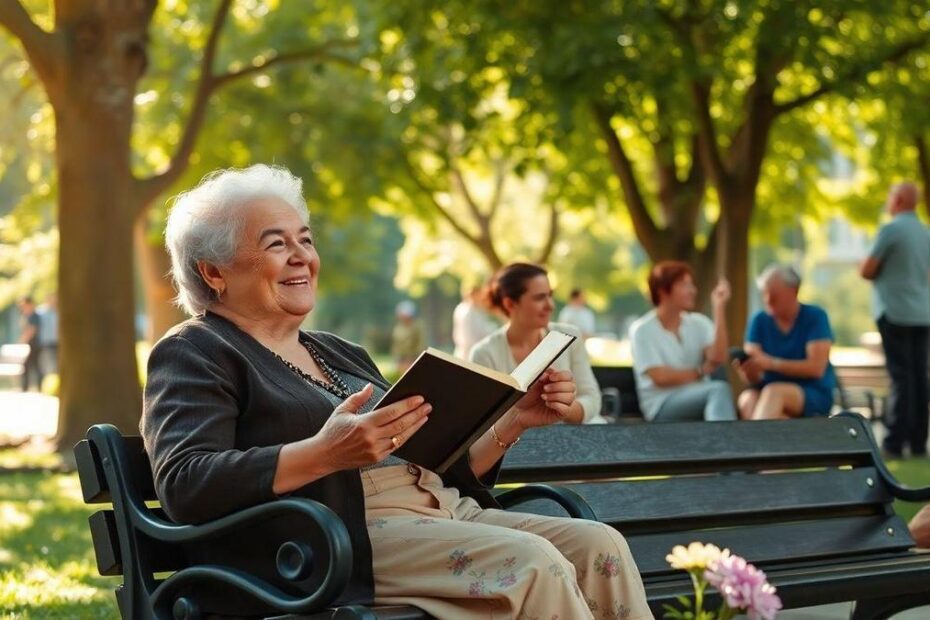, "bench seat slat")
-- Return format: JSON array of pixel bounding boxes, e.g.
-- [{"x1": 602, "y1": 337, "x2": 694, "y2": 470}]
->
[
  {"x1": 626, "y1": 514, "x2": 913, "y2": 576},
  {"x1": 500, "y1": 419, "x2": 874, "y2": 482},
  {"x1": 507, "y1": 467, "x2": 891, "y2": 530}
]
